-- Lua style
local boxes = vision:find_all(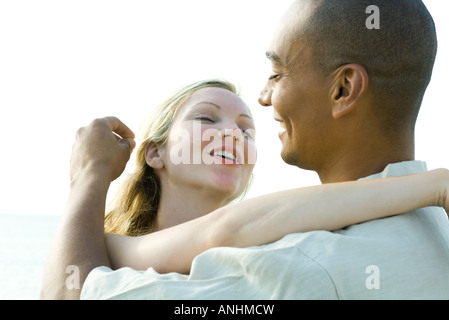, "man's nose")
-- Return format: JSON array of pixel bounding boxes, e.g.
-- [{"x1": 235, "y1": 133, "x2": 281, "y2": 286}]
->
[{"x1": 258, "y1": 85, "x2": 272, "y2": 107}]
